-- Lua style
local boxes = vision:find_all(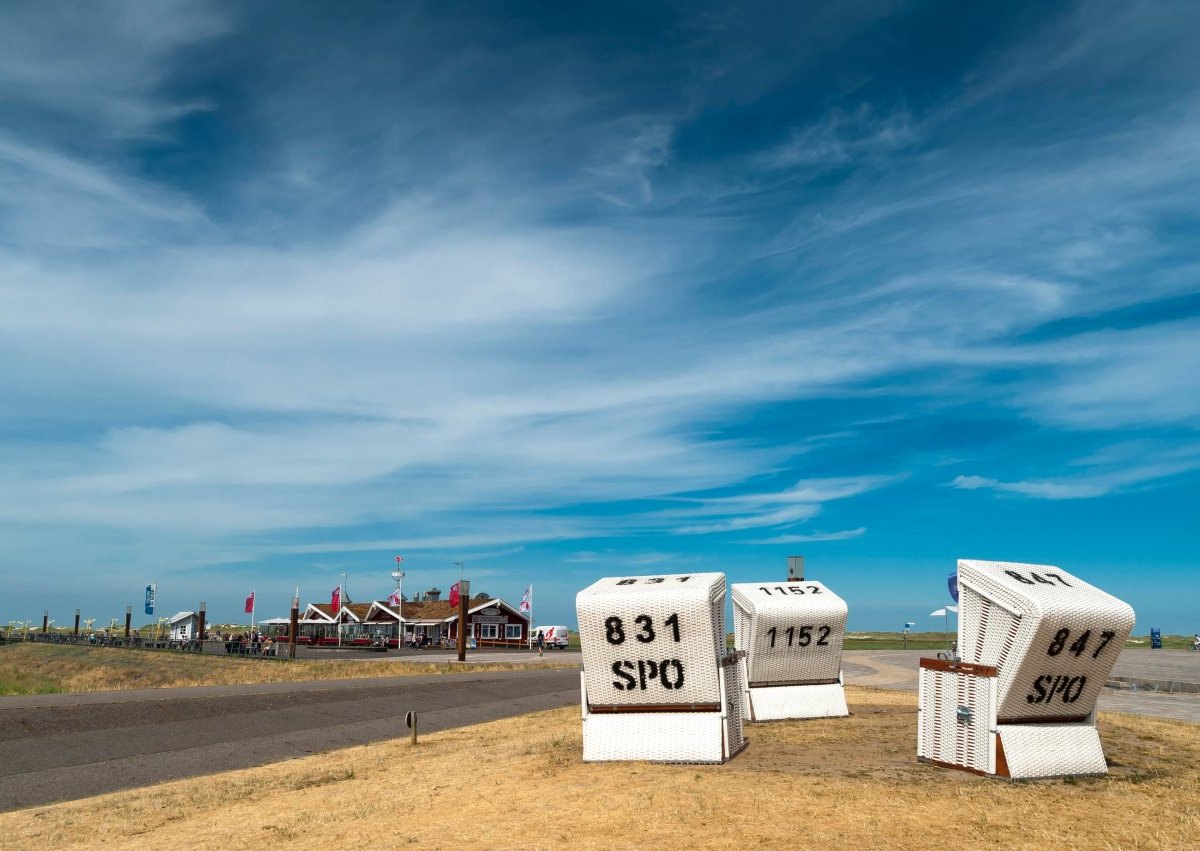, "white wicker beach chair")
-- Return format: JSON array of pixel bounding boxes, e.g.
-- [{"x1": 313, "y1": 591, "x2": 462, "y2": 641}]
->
[
  {"x1": 731, "y1": 581, "x2": 849, "y2": 721},
  {"x1": 576, "y1": 572, "x2": 747, "y2": 763},
  {"x1": 917, "y1": 559, "x2": 1135, "y2": 779}
]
